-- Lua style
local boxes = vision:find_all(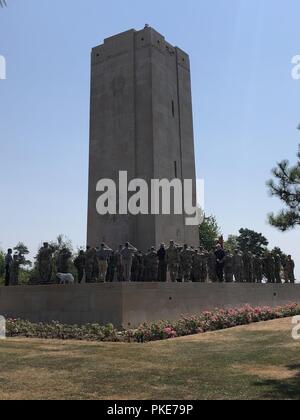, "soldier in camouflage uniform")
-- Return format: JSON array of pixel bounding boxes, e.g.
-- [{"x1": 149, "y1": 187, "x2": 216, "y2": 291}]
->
[
  {"x1": 120, "y1": 242, "x2": 137, "y2": 282},
  {"x1": 143, "y1": 249, "x2": 150, "y2": 282},
  {"x1": 232, "y1": 250, "x2": 244, "y2": 283},
  {"x1": 38, "y1": 242, "x2": 54, "y2": 284},
  {"x1": 4, "y1": 249, "x2": 13, "y2": 287},
  {"x1": 166, "y1": 240, "x2": 179, "y2": 282},
  {"x1": 157, "y1": 244, "x2": 167, "y2": 282},
  {"x1": 224, "y1": 253, "x2": 234, "y2": 283},
  {"x1": 85, "y1": 246, "x2": 97, "y2": 283},
  {"x1": 97, "y1": 243, "x2": 113, "y2": 282},
  {"x1": 199, "y1": 248, "x2": 208, "y2": 283},
  {"x1": 107, "y1": 251, "x2": 118, "y2": 282},
  {"x1": 273, "y1": 254, "x2": 282, "y2": 284},
  {"x1": 57, "y1": 247, "x2": 72, "y2": 274},
  {"x1": 147, "y1": 247, "x2": 159, "y2": 282},
  {"x1": 253, "y1": 255, "x2": 264, "y2": 283},
  {"x1": 192, "y1": 248, "x2": 207, "y2": 283},
  {"x1": 74, "y1": 250, "x2": 85, "y2": 283},
  {"x1": 9, "y1": 254, "x2": 20, "y2": 286},
  {"x1": 243, "y1": 252, "x2": 254, "y2": 283},
  {"x1": 284, "y1": 255, "x2": 295, "y2": 284},
  {"x1": 263, "y1": 252, "x2": 276, "y2": 283},
  {"x1": 136, "y1": 251, "x2": 145, "y2": 282},
  {"x1": 116, "y1": 245, "x2": 124, "y2": 282},
  {"x1": 131, "y1": 251, "x2": 145, "y2": 282},
  {"x1": 179, "y1": 244, "x2": 193, "y2": 282},
  {"x1": 131, "y1": 253, "x2": 139, "y2": 282},
  {"x1": 191, "y1": 249, "x2": 201, "y2": 282},
  {"x1": 207, "y1": 250, "x2": 217, "y2": 282}
]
